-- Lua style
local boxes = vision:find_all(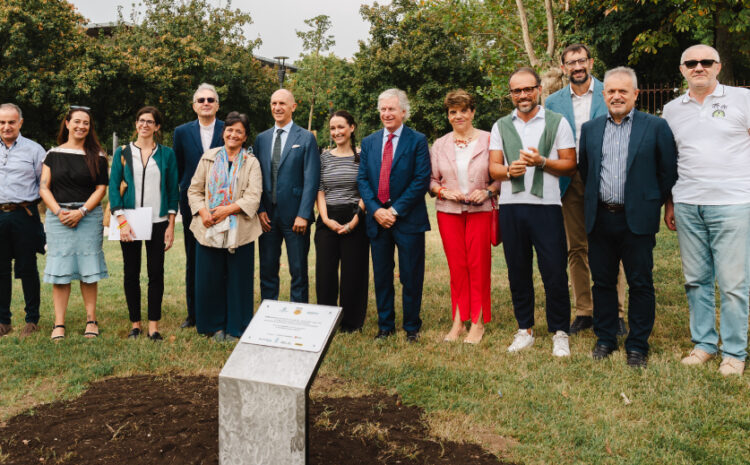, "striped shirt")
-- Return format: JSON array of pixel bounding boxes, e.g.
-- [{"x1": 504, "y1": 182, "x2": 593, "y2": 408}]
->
[
  {"x1": 319, "y1": 150, "x2": 361, "y2": 206},
  {"x1": 599, "y1": 109, "x2": 634, "y2": 205}
]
